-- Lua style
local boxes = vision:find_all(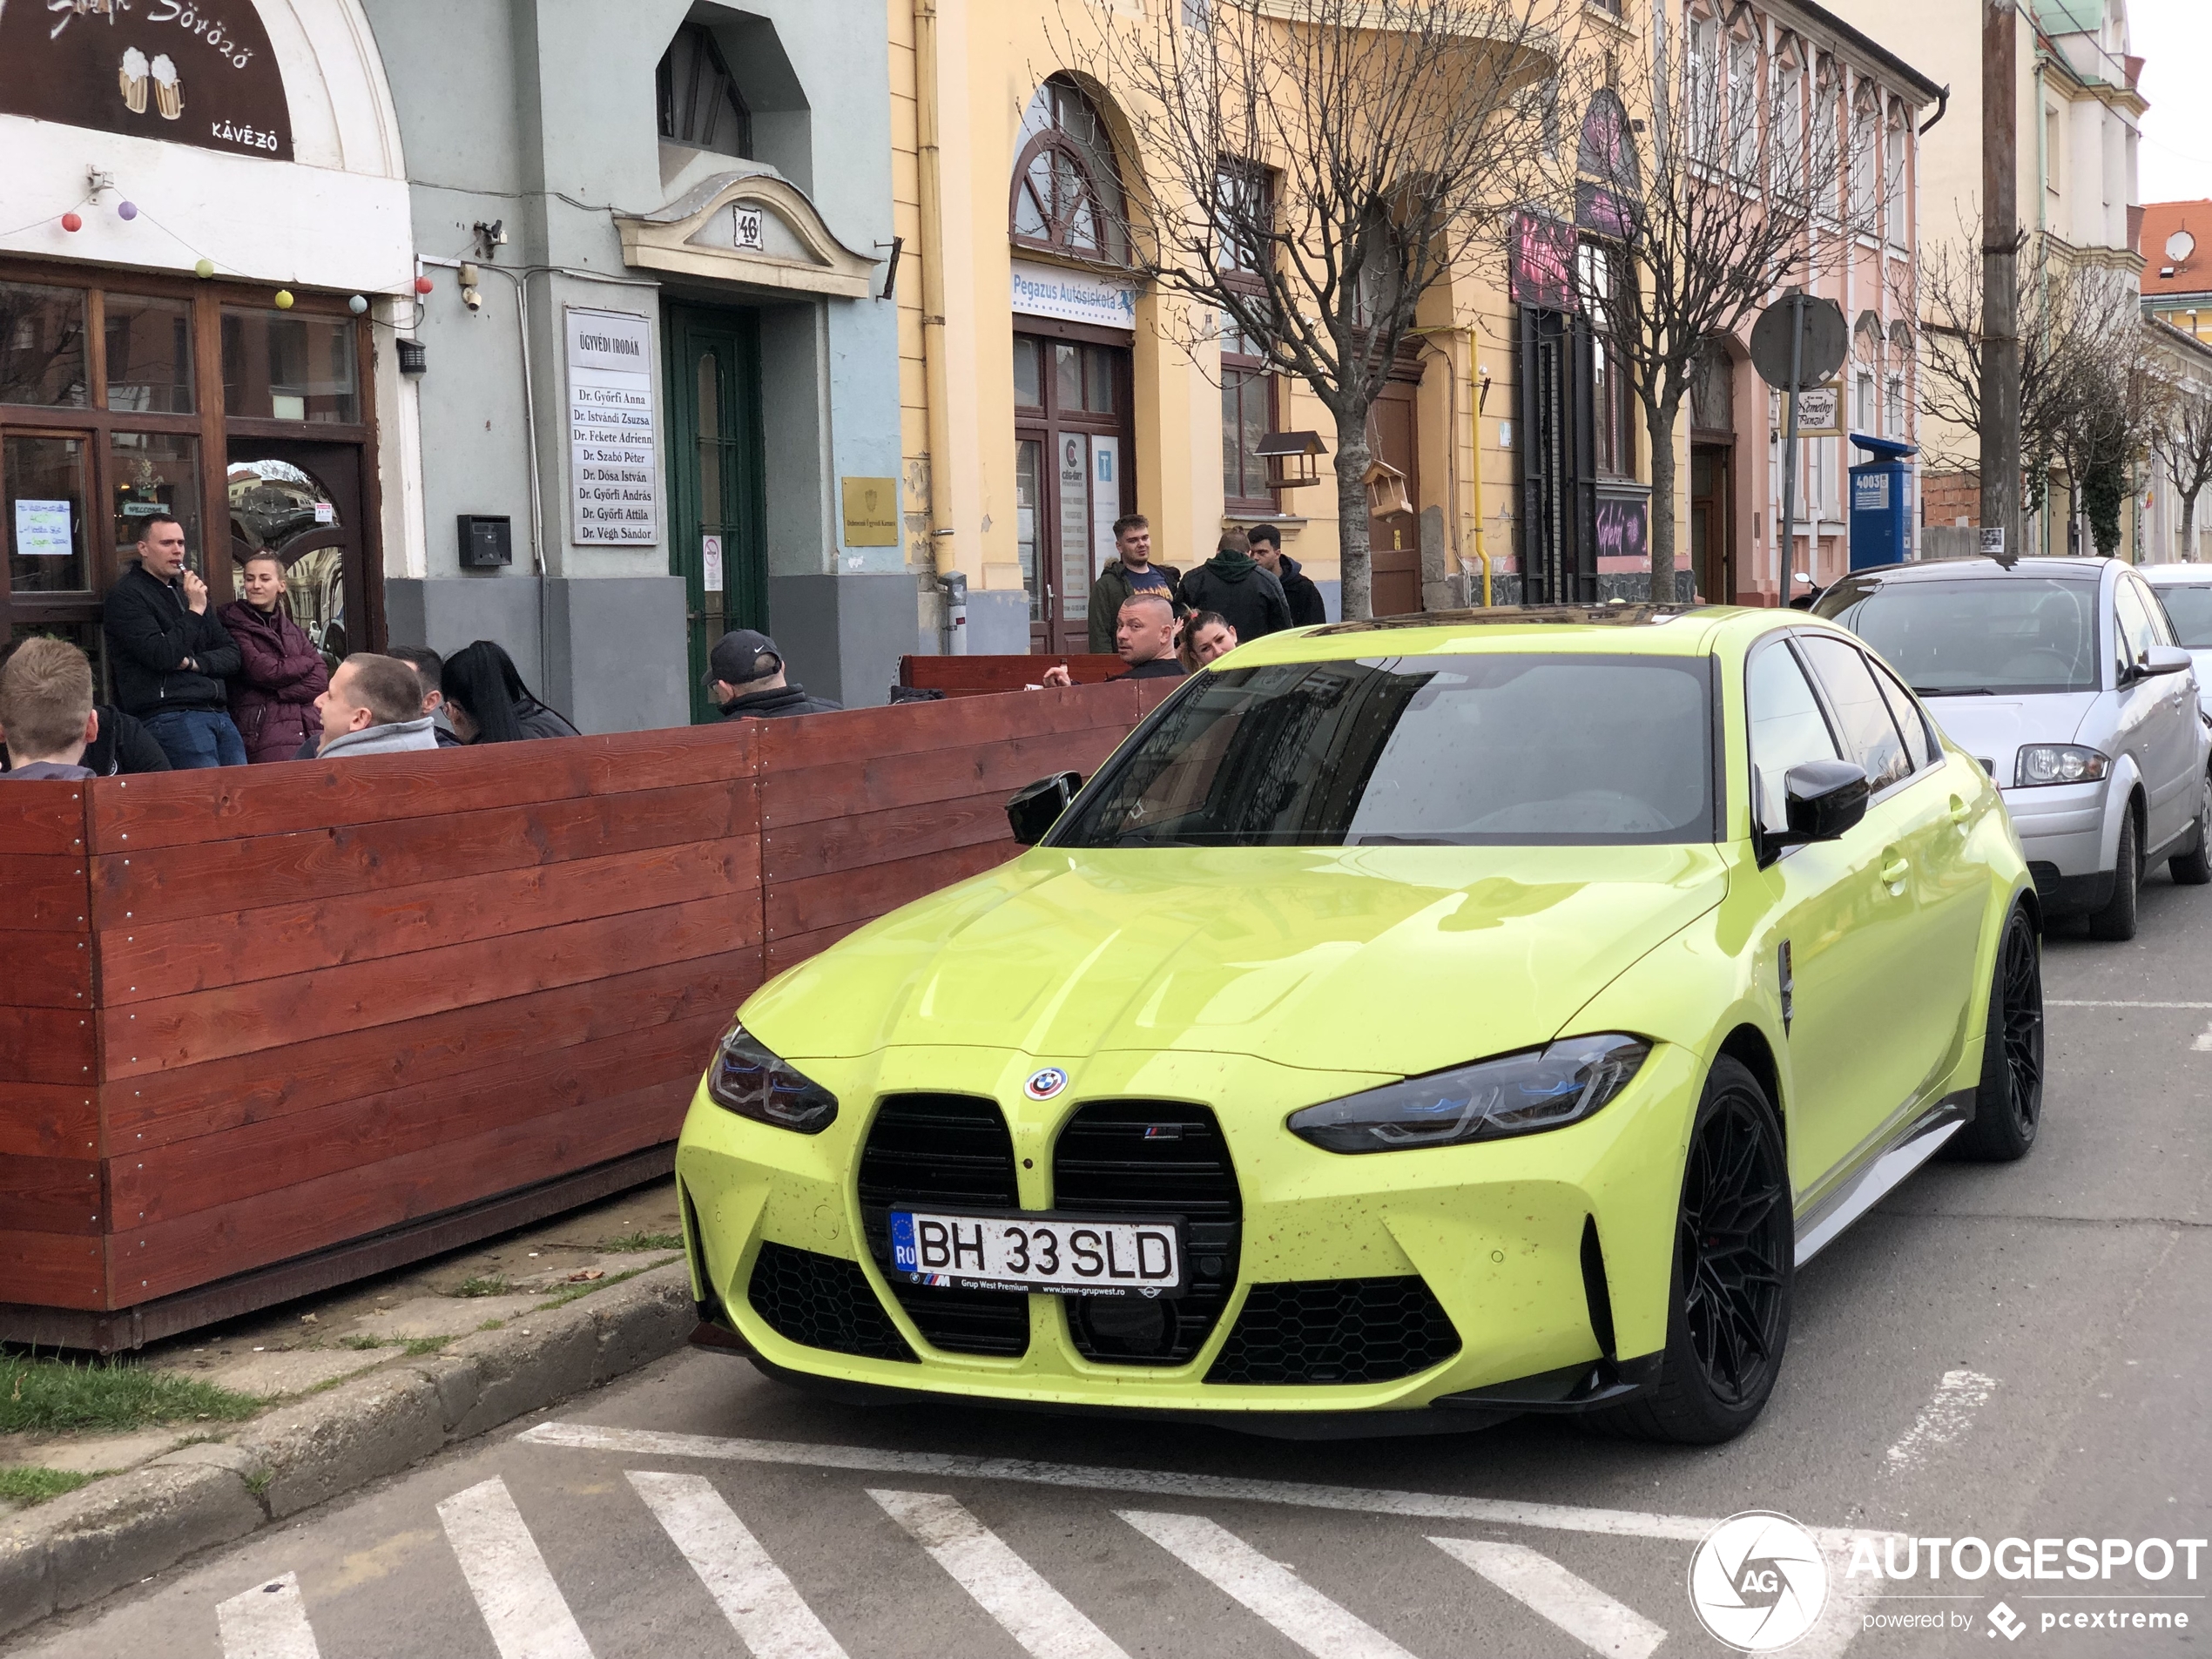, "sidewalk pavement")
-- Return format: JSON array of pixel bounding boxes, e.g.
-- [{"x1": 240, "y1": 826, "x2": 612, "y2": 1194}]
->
[{"x1": 0, "y1": 1184, "x2": 698, "y2": 1640}]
